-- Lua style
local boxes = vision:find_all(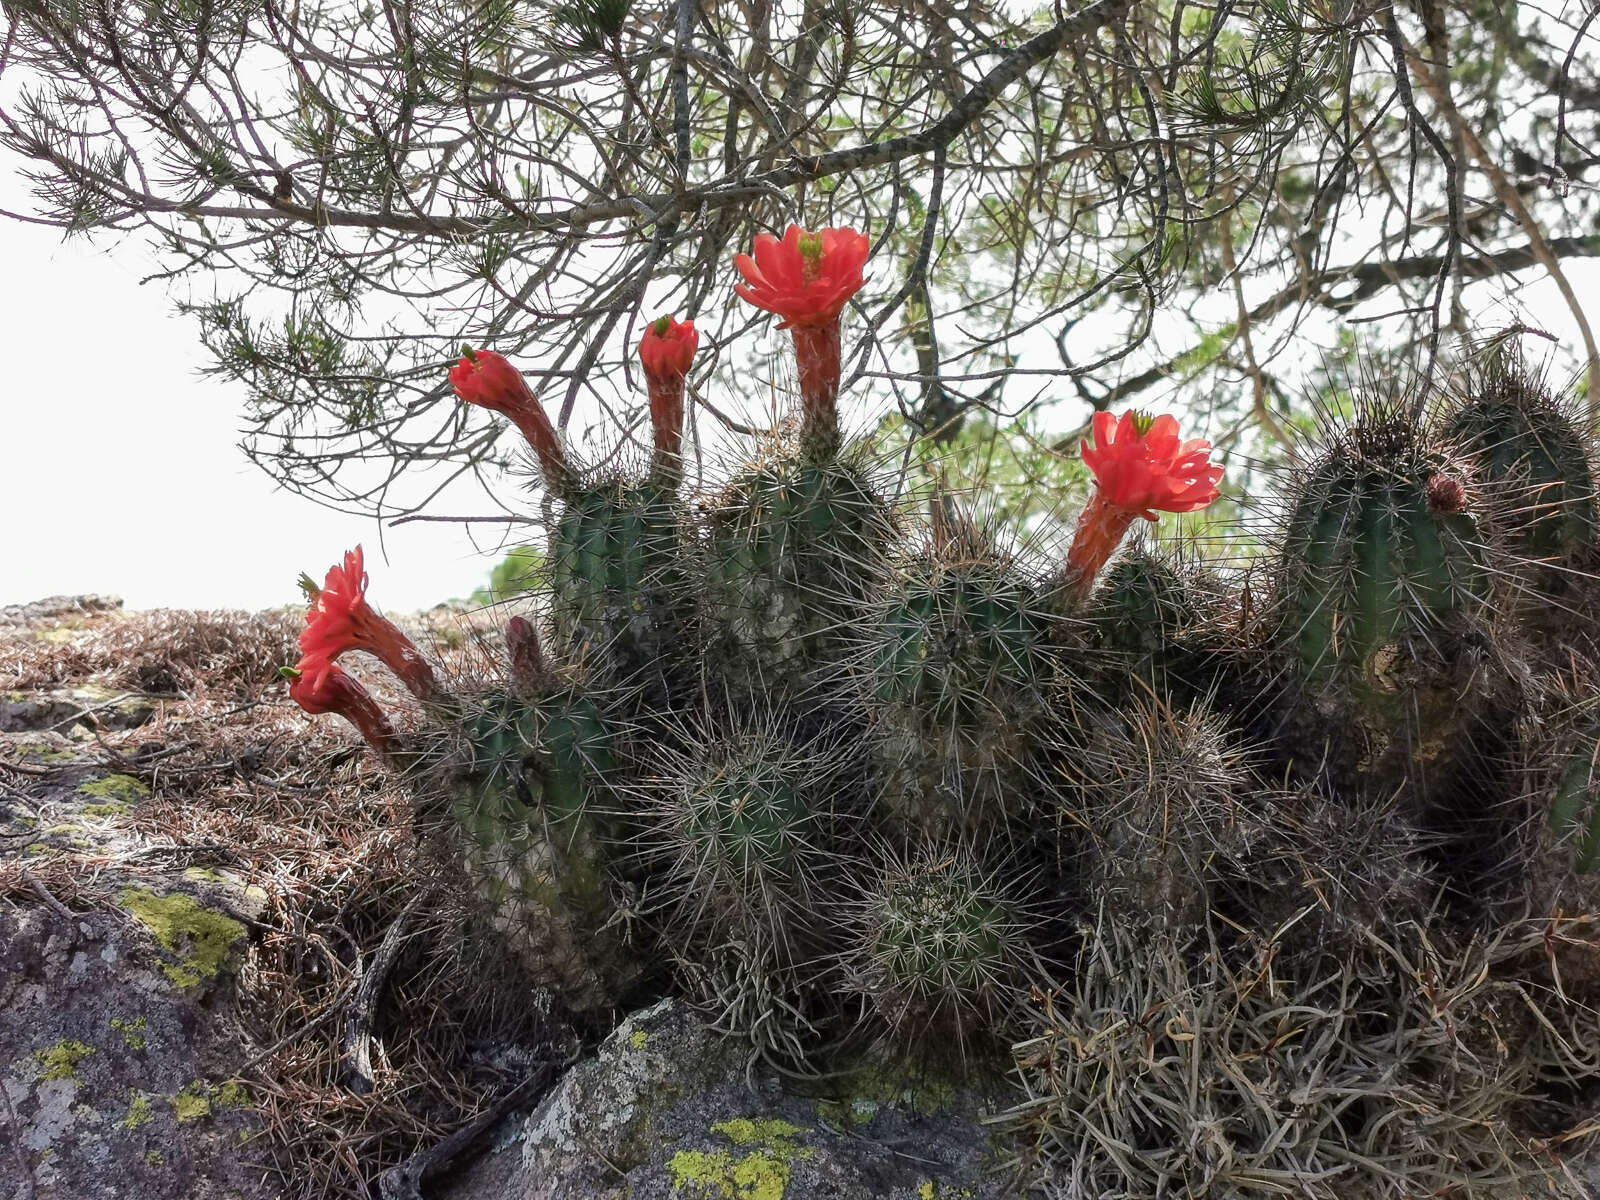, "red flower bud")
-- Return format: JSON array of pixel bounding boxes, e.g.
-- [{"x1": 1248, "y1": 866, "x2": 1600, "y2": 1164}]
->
[
  {"x1": 449, "y1": 349, "x2": 569, "y2": 485},
  {"x1": 639, "y1": 316, "x2": 697, "y2": 473}
]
